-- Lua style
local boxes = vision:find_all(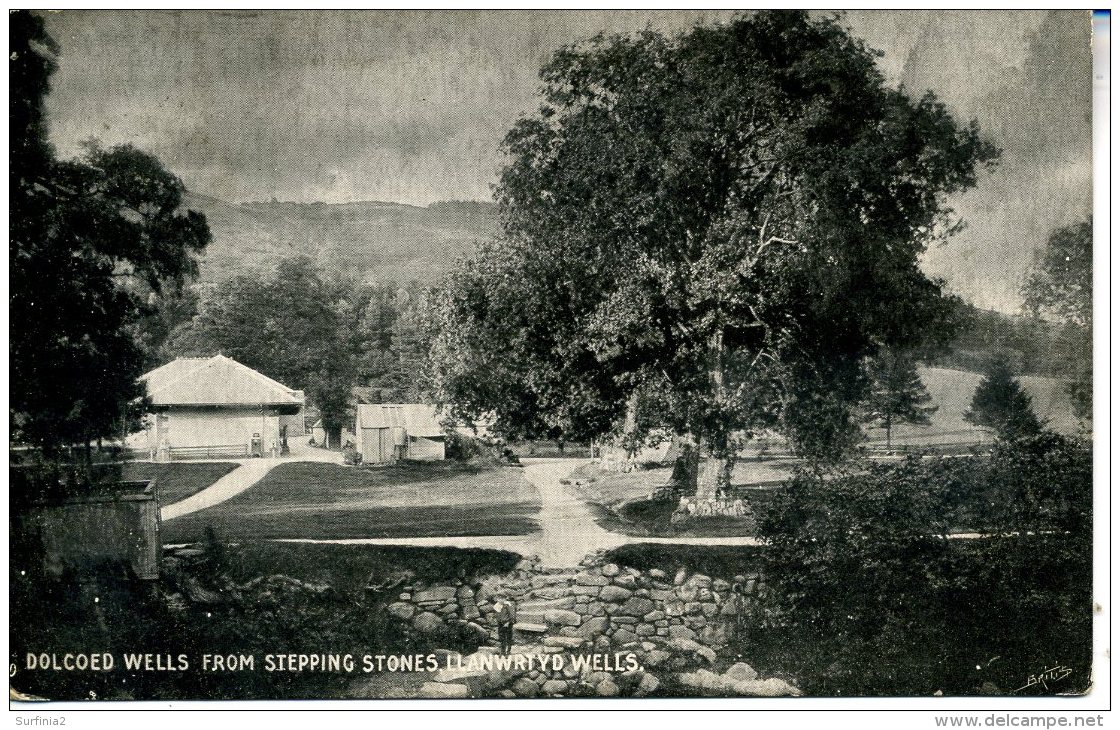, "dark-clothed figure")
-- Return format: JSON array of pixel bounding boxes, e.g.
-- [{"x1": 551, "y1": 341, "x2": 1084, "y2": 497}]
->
[
  {"x1": 728, "y1": 581, "x2": 748, "y2": 649},
  {"x1": 494, "y1": 598, "x2": 516, "y2": 655}
]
